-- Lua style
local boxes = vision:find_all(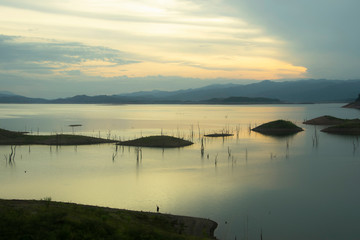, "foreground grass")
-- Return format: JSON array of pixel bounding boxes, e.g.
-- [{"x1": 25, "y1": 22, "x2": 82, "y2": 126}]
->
[
  {"x1": 0, "y1": 199, "x2": 217, "y2": 240},
  {"x1": 0, "y1": 128, "x2": 117, "y2": 145}
]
